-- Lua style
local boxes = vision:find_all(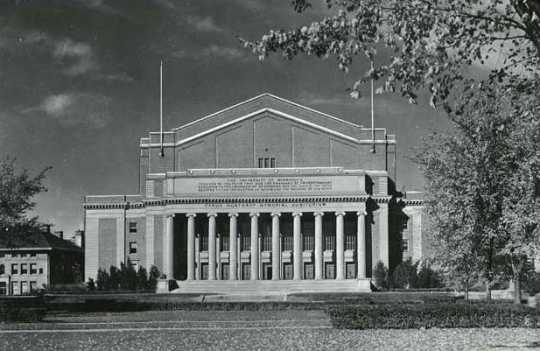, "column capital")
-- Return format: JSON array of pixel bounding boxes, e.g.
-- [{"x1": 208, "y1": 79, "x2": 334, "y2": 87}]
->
[
  {"x1": 313, "y1": 211, "x2": 324, "y2": 217},
  {"x1": 166, "y1": 213, "x2": 176, "y2": 218},
  {"x1": 292, "y1": 212, "x2": 303, "y2": 217},
  {"x1": 228, "y1": 212, "x2": 239, "y2": 218},
  {"x1": 357, "y1": 211, "x2": 367, "y2": 217},
  {"x1": 186, "y1": 213, "x2": 197, "y2": 218},
  {"x1": 207, "y1": 212, "x2": 218, "y2": 218},
  {"x1": 249, "y1": 212, "x2": 260, "y2": 218},
  {"x1": 335, "y1": 211, "x2": 346, "y2": 217},
  {"x1": 270, "y1": 212, "x2": 281, "y2": 217}
]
